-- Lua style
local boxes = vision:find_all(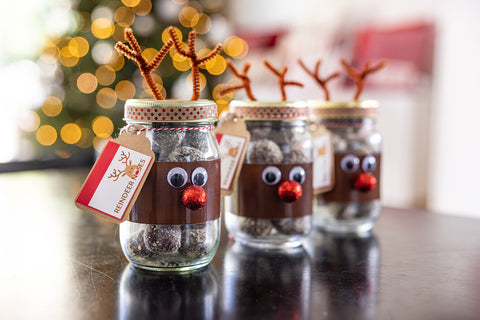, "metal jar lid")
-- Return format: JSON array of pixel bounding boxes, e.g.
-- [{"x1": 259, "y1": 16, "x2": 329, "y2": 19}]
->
[
  {"x1": 229, "y1": 100, "x2": 309, "y2": 121},
  {"x1": 308, "y1": 100, "x2": 379, "y2": 120},
  {"x1": 124, "y1": 99, "x2": 217, "y2": 122}
]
